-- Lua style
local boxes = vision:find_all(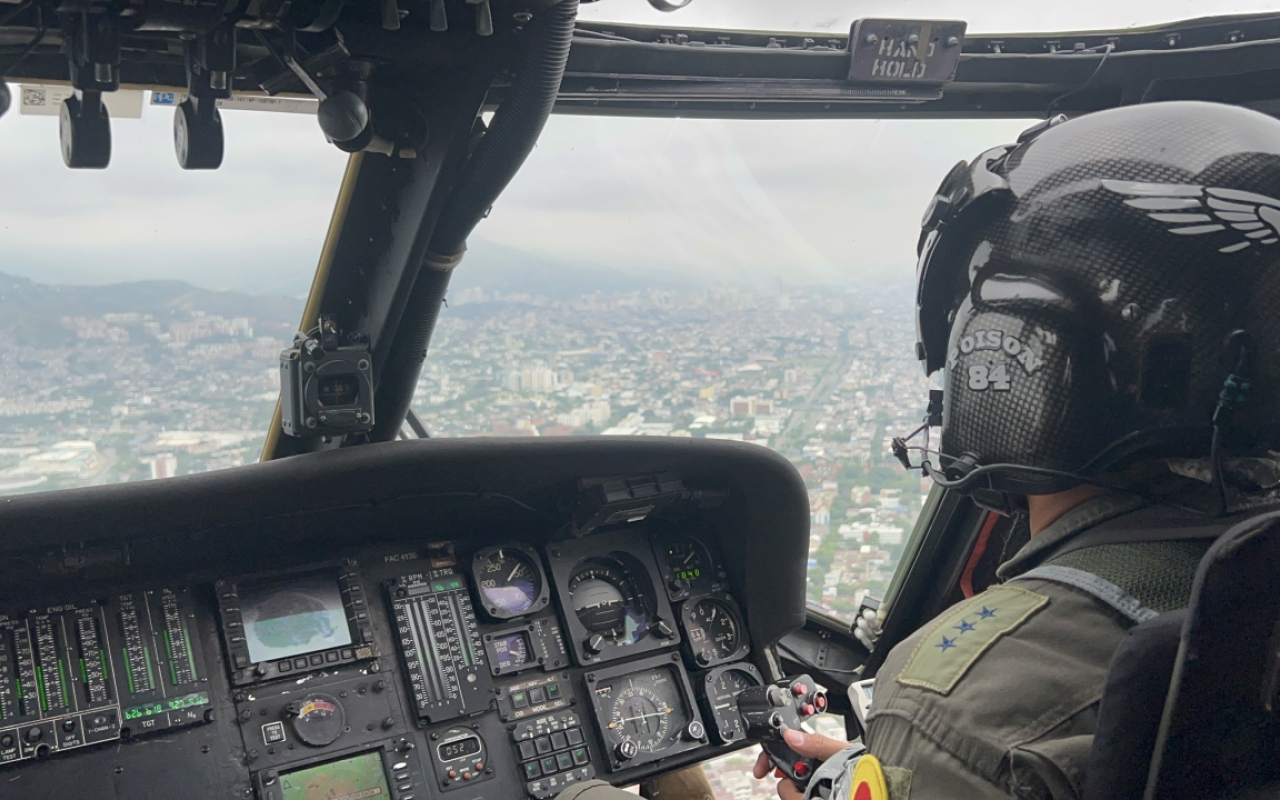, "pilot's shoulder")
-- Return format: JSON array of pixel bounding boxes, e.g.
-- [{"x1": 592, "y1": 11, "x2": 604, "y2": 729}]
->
[
  {"x1": 879, "y1": 581, "x2": 1128, "y2": 702},
  {"x1": 864, "y1": 582, "x2": 1130, "y2": 794}
]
